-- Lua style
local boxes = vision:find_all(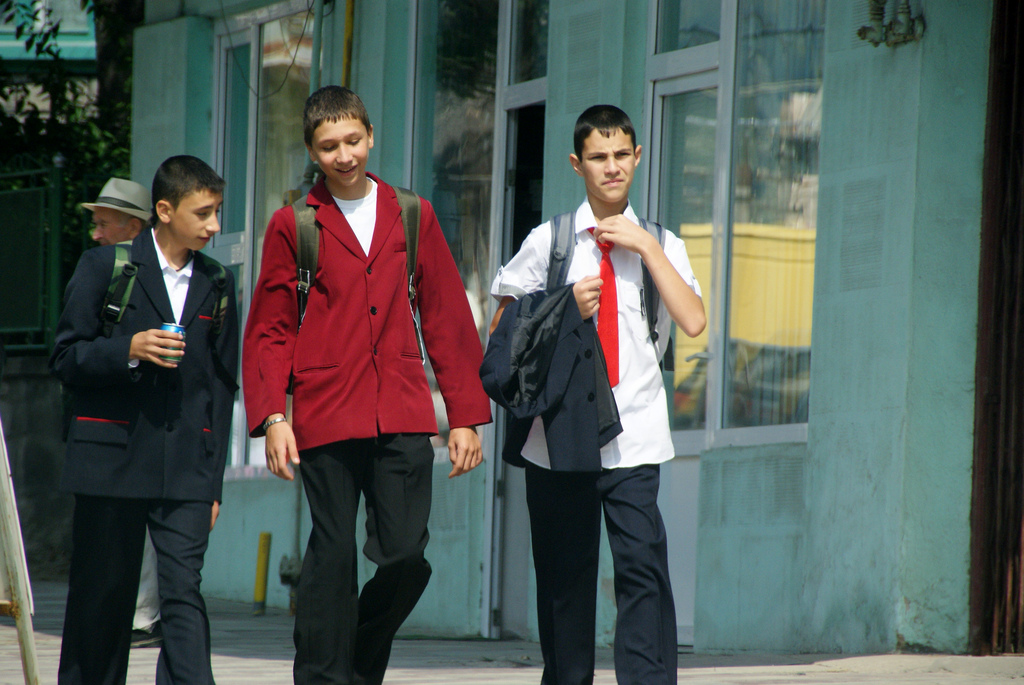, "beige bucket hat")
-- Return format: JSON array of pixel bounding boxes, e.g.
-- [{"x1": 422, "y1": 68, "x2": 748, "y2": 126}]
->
[{"x1": 81, "y1": 178, "x2": 152, "y2": 222}]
